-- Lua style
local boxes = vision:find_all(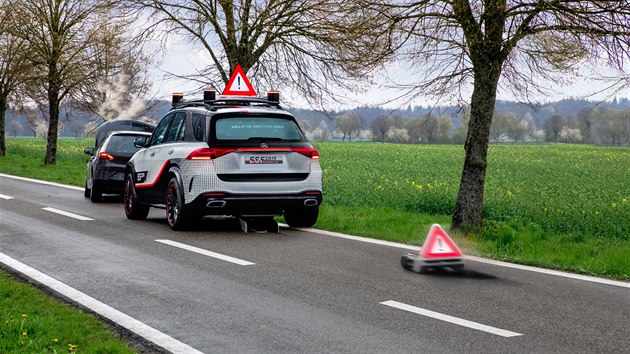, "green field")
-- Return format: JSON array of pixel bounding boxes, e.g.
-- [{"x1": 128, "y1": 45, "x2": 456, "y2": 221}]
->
[
  {"x1": 0, "y1": 271, "x2": 134, "y2": 353},
  {"x1": 318, "y1": 142, "x2": 630, "y2": 239},
  {"x1": 1, "y1": 137, "x2": 630, "y2": 280}
]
